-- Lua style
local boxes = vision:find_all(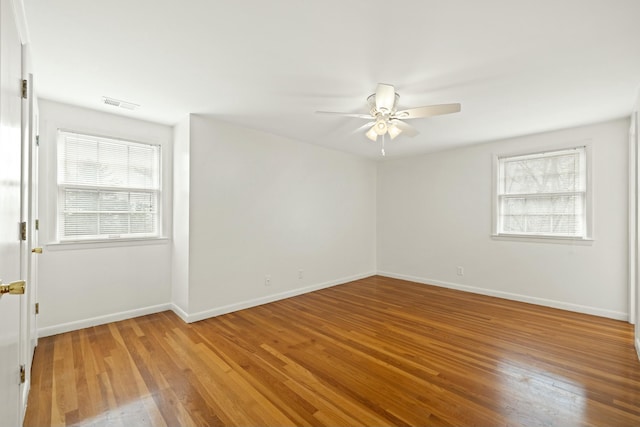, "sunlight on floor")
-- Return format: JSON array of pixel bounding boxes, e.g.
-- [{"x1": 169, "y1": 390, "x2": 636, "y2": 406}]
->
[{"x1": 497, "y1": 359, "x2": 586, "y2": 424}]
